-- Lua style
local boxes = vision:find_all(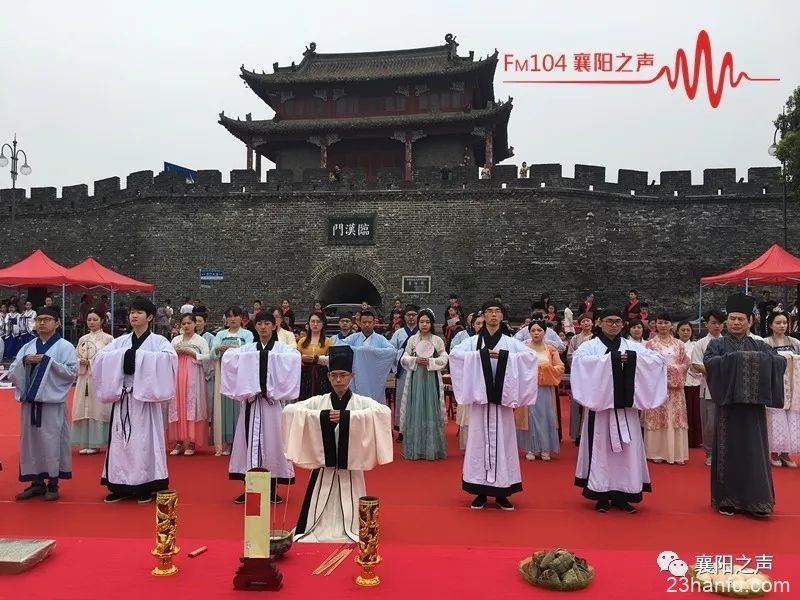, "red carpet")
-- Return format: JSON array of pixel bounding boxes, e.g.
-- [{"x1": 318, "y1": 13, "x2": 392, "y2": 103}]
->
[{"x1": 1, "y1": 389, "x2": 799, "y2": 598}]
